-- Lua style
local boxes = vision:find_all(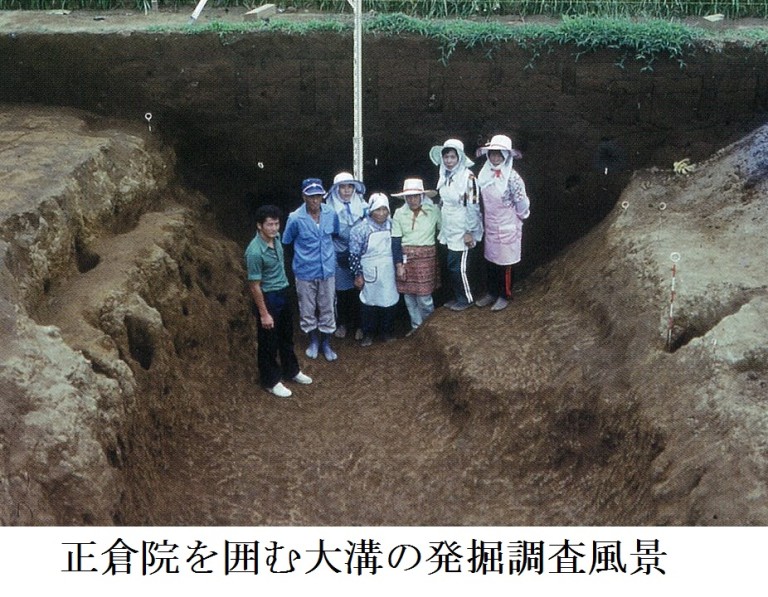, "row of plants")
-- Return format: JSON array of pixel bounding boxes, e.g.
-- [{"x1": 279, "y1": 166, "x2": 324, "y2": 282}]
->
[
  {"x1": 177, "y1": 12, "x2": 767, "y2": 68},
  {"x1": 2, "y1": 0, "x2": 768, "y2": 18},
  {"x1": 2, "y1": 2, "x2": 766, "y2": 68},
  {"x1": 305, "y1": 0, "x2": 768, "y2": 18},
  {"x1": 366, "y1": 12, "x2": 706, "y2": 66}
]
